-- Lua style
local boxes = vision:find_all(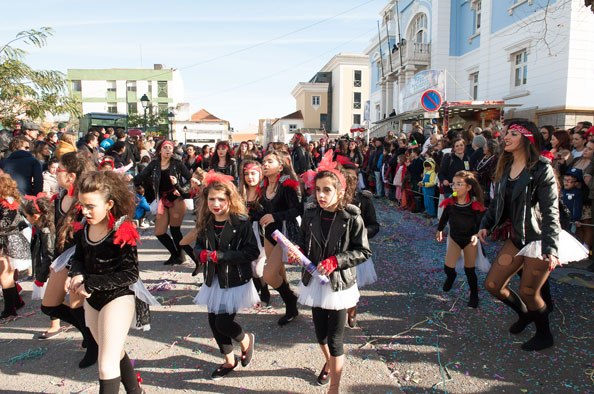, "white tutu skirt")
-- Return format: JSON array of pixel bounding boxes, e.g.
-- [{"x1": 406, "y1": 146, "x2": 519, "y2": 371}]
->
[
  {"x1": 10, "y1": 257, "x2": 31, "y2": 271},
  {"x1": 50, "y1": 246, "x2": 75, "y2": 272},
  {"x1": 251, "y1": 221, "x2": 266, "y2": 278},
  {"x1": 450, "y1": 238, "x2": 492, "y2": 273},
  {"x1": 32, "y1": 282, "x2": 46, "y2": 300},
  {"x1": 516, "y1": 230, "x2": 588, "y2": 264},
  {"x1": 298, "y1": 279, "x2": 359, "y2": 310},
  {"x1": 356, "y1": 257, "x2": 377, "y2": 288},
  {"x1": 129, "y1": 278, "x2": 160, "y2": 331},
  {"x1": 130, "y1": 279, "x2": 160, "y2": 307},
  {"x1": 193, "y1": 275, "x2": 259, "y2": 314}
]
